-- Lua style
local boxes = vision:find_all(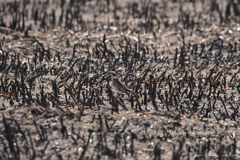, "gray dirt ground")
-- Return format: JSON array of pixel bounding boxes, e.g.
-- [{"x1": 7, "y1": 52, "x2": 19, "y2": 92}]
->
[{"x1": 0, "y1": 0, "x2": 240, "y2": 159}]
